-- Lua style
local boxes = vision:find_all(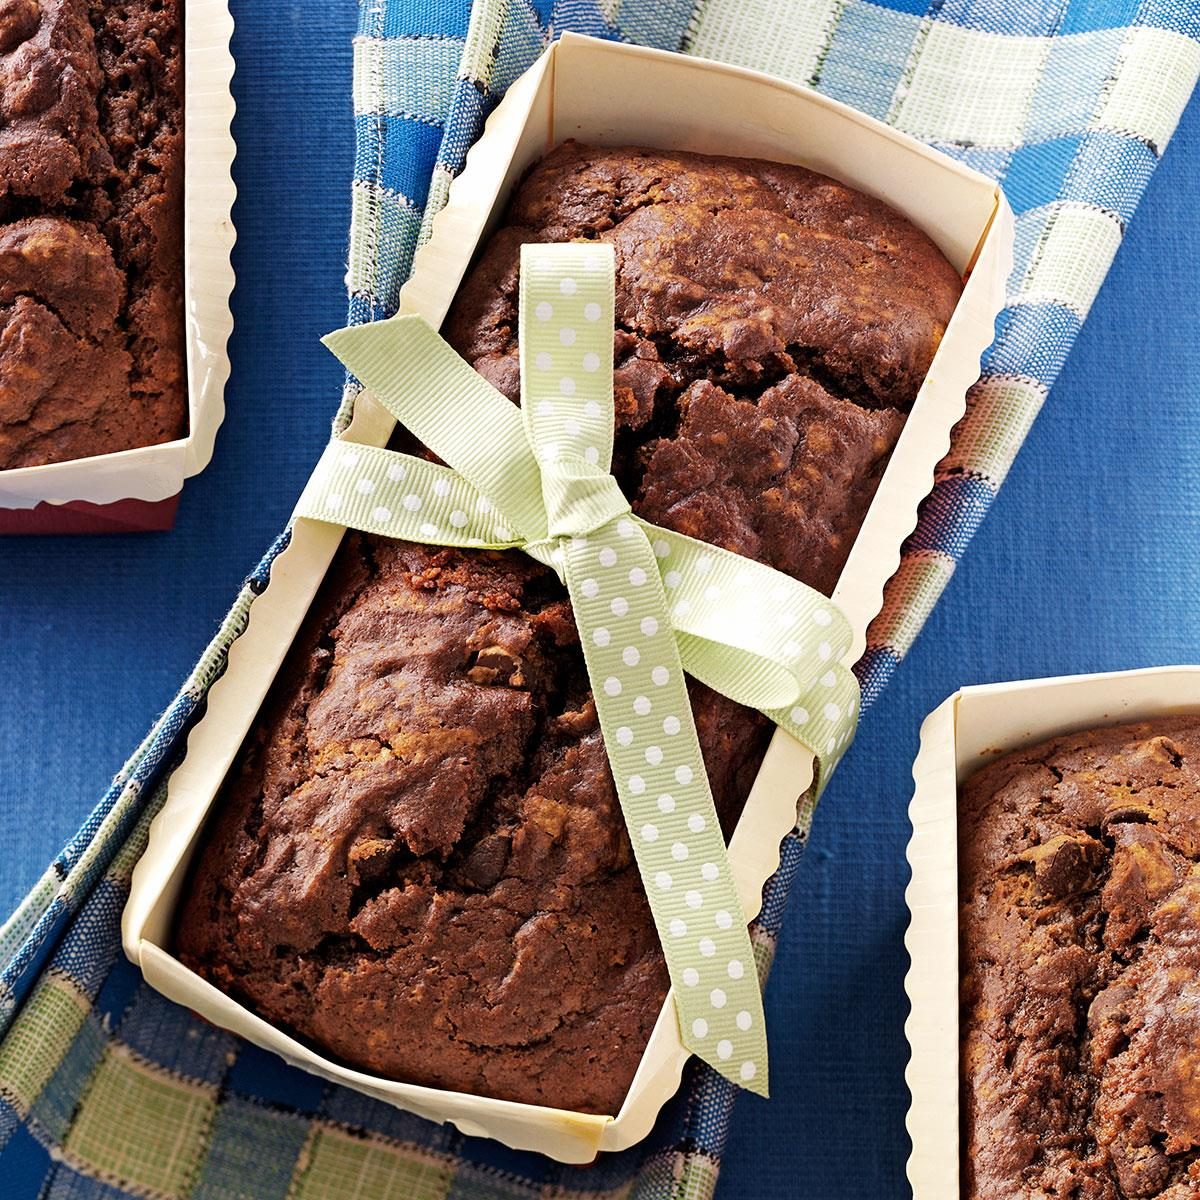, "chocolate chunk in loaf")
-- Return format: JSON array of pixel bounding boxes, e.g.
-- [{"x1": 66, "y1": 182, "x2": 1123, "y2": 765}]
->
[
  {"x1": 960, "y1": 719, "x2": 1200, "y2": 1199},
  {"x1": 0, "y1": 0, "x2": 184, "y2": 470},
  {"x1": 177, "y1": 143, "x2": 961, "y2": 1114}
]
